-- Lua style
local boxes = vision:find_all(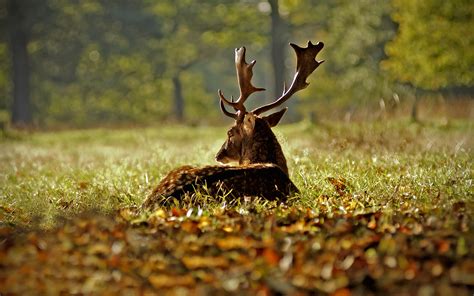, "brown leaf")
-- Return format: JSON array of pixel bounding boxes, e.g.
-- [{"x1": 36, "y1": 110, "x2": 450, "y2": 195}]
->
[
  {"x1": 404, "y1": 261, "x2": 419, "y2": 280},
  {"x1": 367, "y1": 216, "x2": 377, "y2": 230},
  {"x1": 449, "y1": 259, "x2": 474, "y2": 285},
  {"x1": 57, "y1": 199, "x2": 73, "y2": 209},
  {"x1": 222, "y1": 225, "x2": 234, "y2": 233},
  {"x1": 171, "y1": 208, "x2": 186, "y2": 217},
  {"x1": 148, "y1": 274, "x2": 195, "y2": 288},
  {"x1": 332, "y1": 219, "x2": 353, "y2": 234},
  {"x1": 437, "y1": 240, "x2": 450, "y2": 254},
  {"x1": 327, "y1": 177, "x2": 349, "y2": 196},
  {"x1": 88, "y1": 243, "x2": 110, "y2": 256},
  {"x1": 452, "y1": 201, "x2": 465, "y2": 213},
  {"x1": 280, "y1": 220, "x2": 308, "y2": 233},
  {"x1": 181, "y1": 220, "x2": 200, "y2": 234},
  {"x1": 77, "y1": 181, "x2": 89, "y2": 190},
  {"x1": 182, "y1": 256, "x2": 229, "y2": 270},
  {"x1": 0, "y1": 205, "x2": 15, "y2": 214},
  {"x1": 117, "y1": 207, "x2": 139, "y2": 222},
  {"x1": 427, "y1": 260, "x2": 444, "y2": 277},
  {"x1": 198, "y1": 217, "x2": 211, "y2": 230},
  {"x1": 0, "y1": 225, "x2": 13, "y2": 237},
  {"x1": 262, "y1": 248, "x2": 280, "y2": 267},
  {"x1": 216, "y1": 236, "x2": 253, "y2": 250},
  {"x1": 331, "y1": 288, "x2": 351, "y2": 296}
]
